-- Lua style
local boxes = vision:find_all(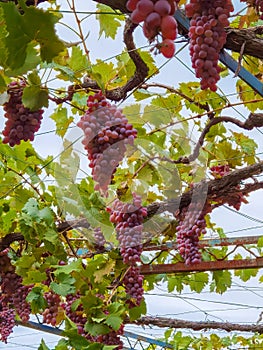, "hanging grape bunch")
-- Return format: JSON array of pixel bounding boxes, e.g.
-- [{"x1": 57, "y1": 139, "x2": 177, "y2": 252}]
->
[
  {"x1": 2, "y1": 81, "x2": 44, "y2": 146},
  {"x1": 108, "y1": 193, "x2": 147, "y2": 307},
  {"x1": 185, "y1": 0, "x2": 234, "y2": 91},
  {"x1": 127, "y1": 0, "x2": 179, "y2": 58},
  {"x1": 77, "y1": 91, "x2": 137, "y2": 195},
  {"x1": 176, "y1": 201, "x2": 209, "y2": 265}
]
